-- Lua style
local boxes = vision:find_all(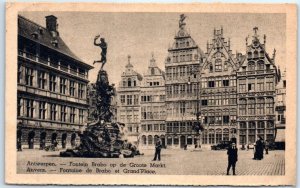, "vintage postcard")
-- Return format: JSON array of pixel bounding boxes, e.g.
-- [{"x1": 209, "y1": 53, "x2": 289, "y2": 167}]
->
[{"x1": 5, "y1": 2, "x2": 296, "y2": 186}]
